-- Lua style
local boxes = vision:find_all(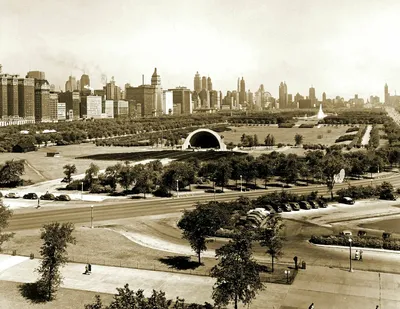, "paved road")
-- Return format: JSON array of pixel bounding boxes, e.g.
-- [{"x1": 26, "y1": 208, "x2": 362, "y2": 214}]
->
[{"x1": 6, "y1": 173, "x2": 400, "y2": 231}]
